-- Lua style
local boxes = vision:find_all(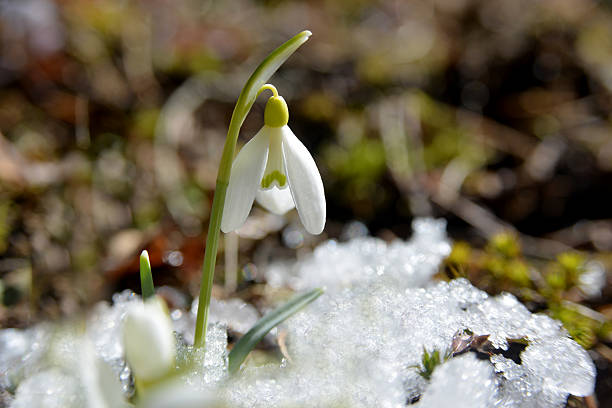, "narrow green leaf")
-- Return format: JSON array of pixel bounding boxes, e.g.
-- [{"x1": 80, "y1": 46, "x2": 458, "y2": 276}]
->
[
  {"x1": 228, "y1": 288, "x2": 323, "y2": 374},
  {"x1": 139, "y1": 250, "x2": 155, "y2": 300}
]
